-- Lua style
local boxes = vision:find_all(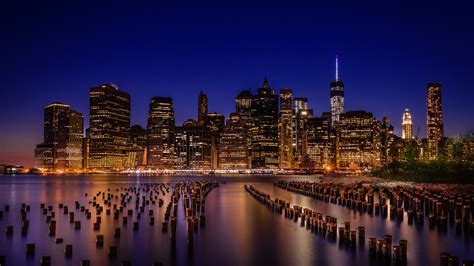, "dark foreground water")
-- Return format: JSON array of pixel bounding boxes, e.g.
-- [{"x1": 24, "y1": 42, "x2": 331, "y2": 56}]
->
[{"x1": 0, "y1": 175, "x2": 472, "y2": 265}]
